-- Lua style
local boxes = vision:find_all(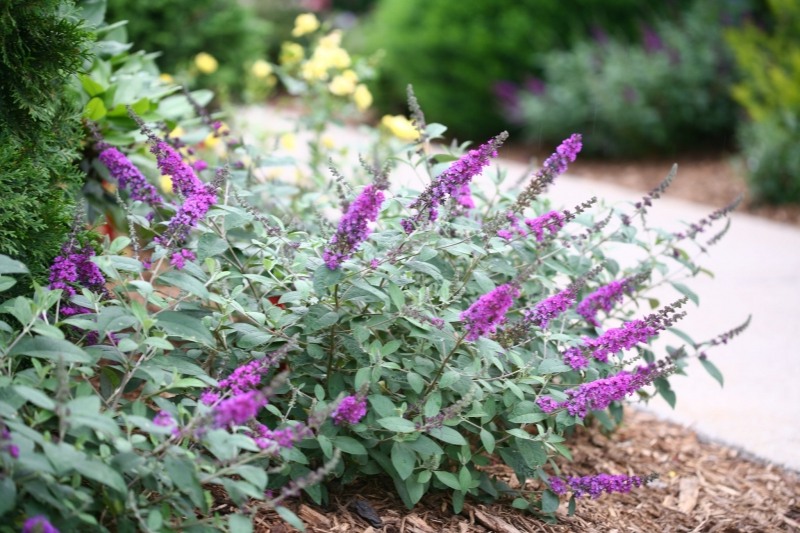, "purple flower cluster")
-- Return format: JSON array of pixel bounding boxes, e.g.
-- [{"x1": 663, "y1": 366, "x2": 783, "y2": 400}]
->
[
  {"x1": 1, "y1": 423, "x2": 18, "y2": 459},
  {"x1": 523, "y1": 287, "x2": 576, "y2": 329},
  {"x1": 576, "y1": 277, "x2": 638, "y2": 327},
  {"x1": 201, "y1": 352, "x2": 286, "y2": 406},
  {"x1": 537, "y1": 363, "x2": 660, "y2": 418},
  {"x1": 49, "y1": 242, "x2": 107, "y2": 316},
  {"x1": 169, "y1": 249, "x2": 196, "y2": 270},
  {"x1": 98, "y1": 145, "x2": 163, "y2": 206},
  {"x1": 213, "y1": 390, "x2": 267, "y2": 428},
  {"x1": 149, "y1": 140, "x2": 217, "y2": 248},
  {"x1": 251, "y1": 422, "x2": 313, "y2": 452},
  {"x1": 562, "y1": 319, "x2": 660, "y2": 370},
  {"x1": 153, "y1": 410, "x2": 180, "y2": 437},
  {"x1": 460, "y1": 283, "x2": 520, "y2": 341},
  {"x1": 542, "y1": 134, "x2": 582, "y2": 175},
  {"x1": 455, "y1": 183, "x2": 475, "y2": 210},
  {"x1": 323, "y1": 184, "x2": 385, "y2": 269},
  {"x1": 496, "y1": 210, "x2": 565, "y2": 242},
  {"x1": 549, "y1": 473, "x2": 648, "y2": 499},
  {"x1": 332, "y1": 395, "x2": 367, "y2": 425},
  {"x1": 402, "y1": 132, "x2": 507, "y2": 233},
  {"x1": 22, "y1": 516, "x2": 59, "y2": 533}
]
